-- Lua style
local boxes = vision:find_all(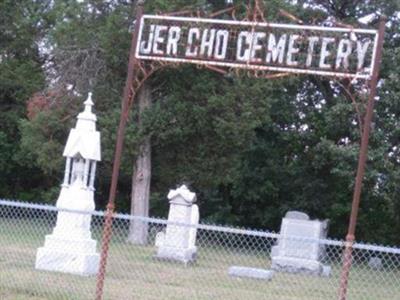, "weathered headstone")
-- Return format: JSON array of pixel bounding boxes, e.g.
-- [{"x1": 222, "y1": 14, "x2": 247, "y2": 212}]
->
[
  {"x1": 228, "y1": 266, "x2": 274, "y2": 280},
  {"x1": 271, "y1": 211, "x2": 330, "y2": 276},
  {"x1": 155, "y1": 185, "x2": 199, "y2": 264},
  {"x1": 368, "y1": 257, "x2": 383, "y2": 270},
  {"x1": 35, "y1": 93, "x2": 101, "y2": 276}
]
